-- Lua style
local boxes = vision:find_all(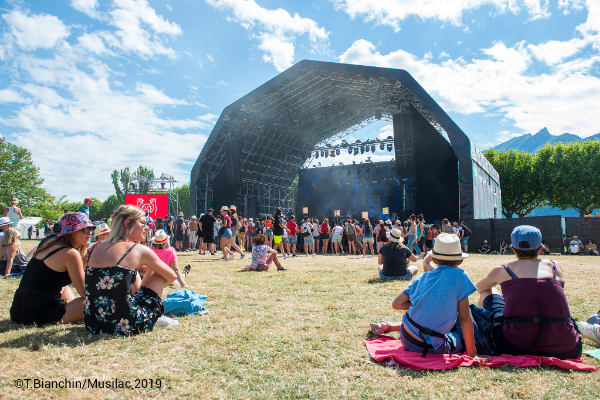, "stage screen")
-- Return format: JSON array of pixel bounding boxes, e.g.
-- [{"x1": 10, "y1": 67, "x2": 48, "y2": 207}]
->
[{"x1": 125, "y1": 194, "x2": 169, "y2": 219}]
